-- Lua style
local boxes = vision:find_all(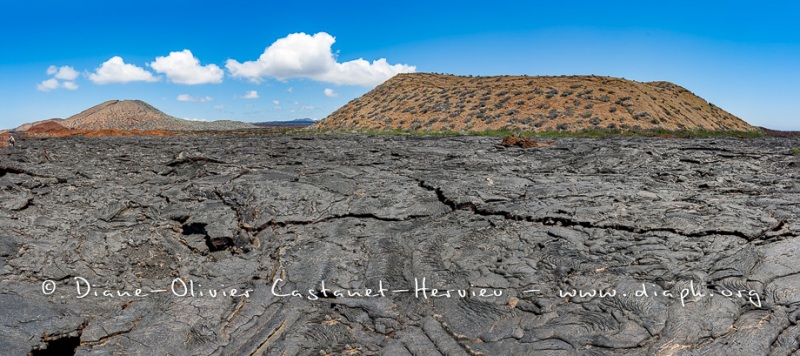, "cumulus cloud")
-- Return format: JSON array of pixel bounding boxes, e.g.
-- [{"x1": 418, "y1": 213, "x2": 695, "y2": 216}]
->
[
  {"x1": 37, "y1": 79, "x2": 78, "y2": 92},
  {"x1": 47, "y1": 65, "x2": 79, "y2": 80},
  {"x1": 226, "y1": 32, "x2": 415, "y2": 86},
  {"x1": 62, "y1": 81, "x2": 79, "y2": 90},
  {"x1": 323, "y1": 88, "x2": 338, "y2": 97},
  {"x1": 151, "y1": 50, "x2": 224, "y2": 85},
  {"x1": 242, "y1": 90, "x2": 259, "y2": 99},
  {"x1": 37, "y1": 78, "x2": 60, "y2": 92},
  {"x1": 38, "y1": 65, "x2": 80, "y2": 91},
  {"x1": 89, "y1": 56, "x2": 159, "y2": 84},
  {"x1": 177, "y1": 94, "x2": 213, "y2": 102}
]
